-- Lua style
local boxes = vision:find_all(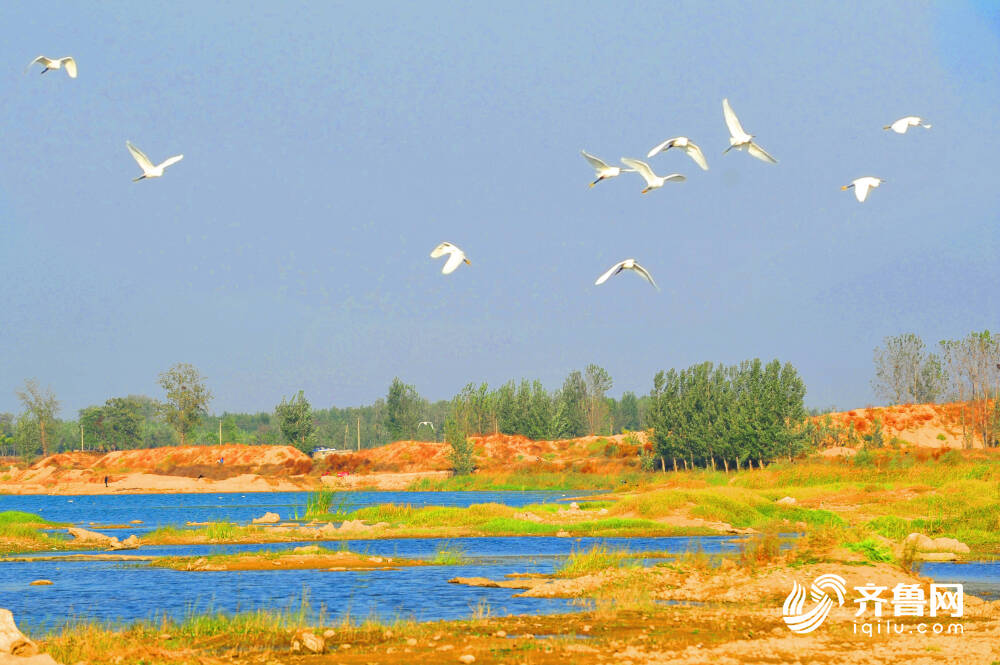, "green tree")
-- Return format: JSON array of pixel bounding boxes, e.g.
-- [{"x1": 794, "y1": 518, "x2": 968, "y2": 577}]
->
[
  {"x1": 384, "y1": 377, "x2": 422, "y2": 441},
  {"x1": 220, "y1": 415, "x2": 243, "y2": 444},
  {"x1": 13, "y1": 412, "x2": 40, "y2": 461},
  {"x1": 585, "y1": 364, "x2": 613, "y2": 435},
  {"x1": 493, "y1": 381, "x2": 517, "y2": 434},
  {"x1": 275, "y1": 390, "x2": 315, "y2": 450},
  {"x1": 0, "y1": 413, "x2": 13, "y2": 457},
  {"x1": 15, "y1": 379, "x2": 60, "y2": 457},
  {"x1": 101, "y1": 397, "x2": 143, "y2": 450},
  {"x1": 445, "y1": 413, "x2": 475, "y2": 475},
  {"x1": 79, "y1": 406, "x2": 105, "y2": 450},
  {"x1": 616, "y1": 391, "x2": 641, "y2": 432},
  {"x1": 158, "y1": 363, "x2": 213, "y2": 446},
  {"x1": 646, "y1": 359, "x2": 809, "y2": 471},
  {"x1": 553, "y1": 370, "x2": 587, "y2": 438}
]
